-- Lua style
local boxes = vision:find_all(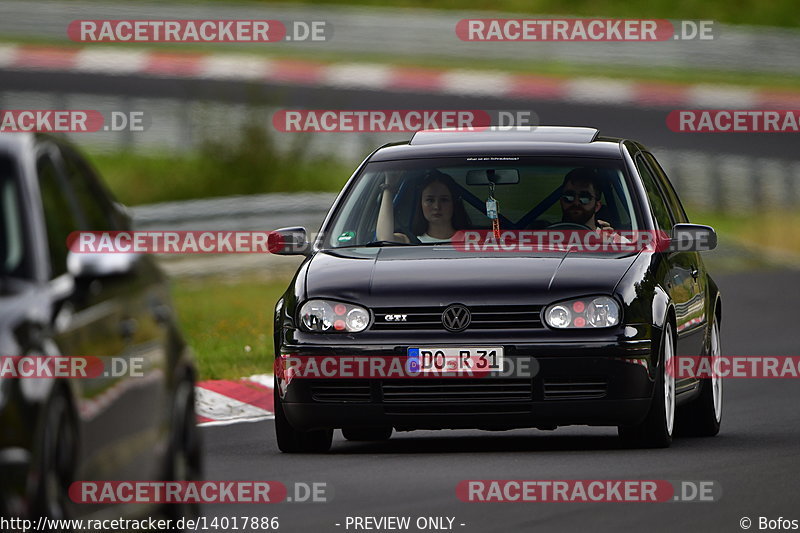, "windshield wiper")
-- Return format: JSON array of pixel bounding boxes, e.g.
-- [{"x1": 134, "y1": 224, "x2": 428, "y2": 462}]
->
[
  {"x1": 330, "y1": 240, "x2": 415, "y2": 250},
  {"x1": 363, "y1": 240, "x2": 413, "y2": 247}
]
